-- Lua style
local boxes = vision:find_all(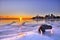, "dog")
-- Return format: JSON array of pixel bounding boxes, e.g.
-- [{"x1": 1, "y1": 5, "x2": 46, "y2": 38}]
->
[{"x1": 38, "y1": 24, "x2": 53, "y2": 34}]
